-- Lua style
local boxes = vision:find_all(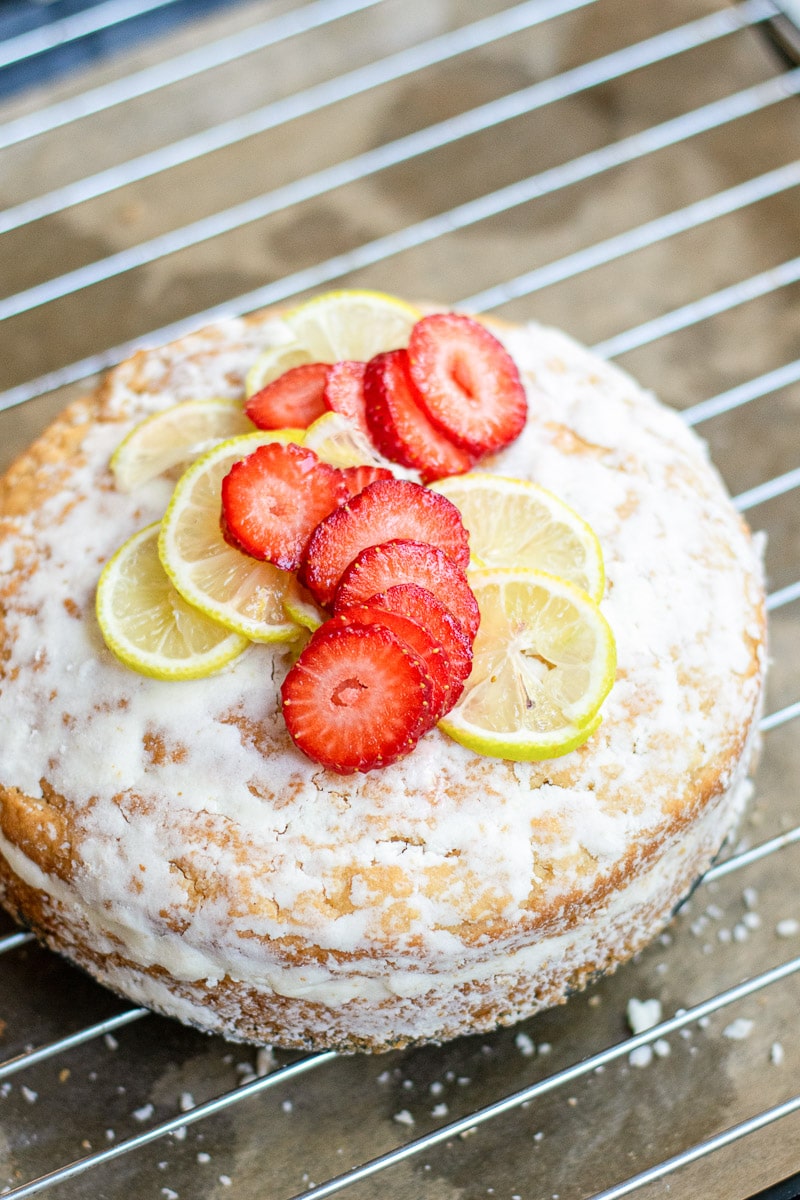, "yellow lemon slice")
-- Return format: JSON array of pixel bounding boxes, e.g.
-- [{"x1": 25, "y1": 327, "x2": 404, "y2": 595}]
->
[
  {"x1": 96, "y1": 522, "x2": 249, "y2": 679},
  {"x1": 439, "y1": 568, "x2": 616, "y2": 761},
  {"x1": 283, "y1": 576, "x2": 326, "y2": 632},
  {"x1": 110, "y1": 398, "x2": 254, "y2": 491},
  {"x1": 302, "y1": 411, "x2": 412, "y2": 478},
  {"x1": 431, "y1": 473, "x2": 605, "y2": 603},
  {"x1": 245, "y1": 290, "x2": 421, "y2": 396},
  {"x1": 158, "y1": 430, "x2": 304, "y2": 643}
]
